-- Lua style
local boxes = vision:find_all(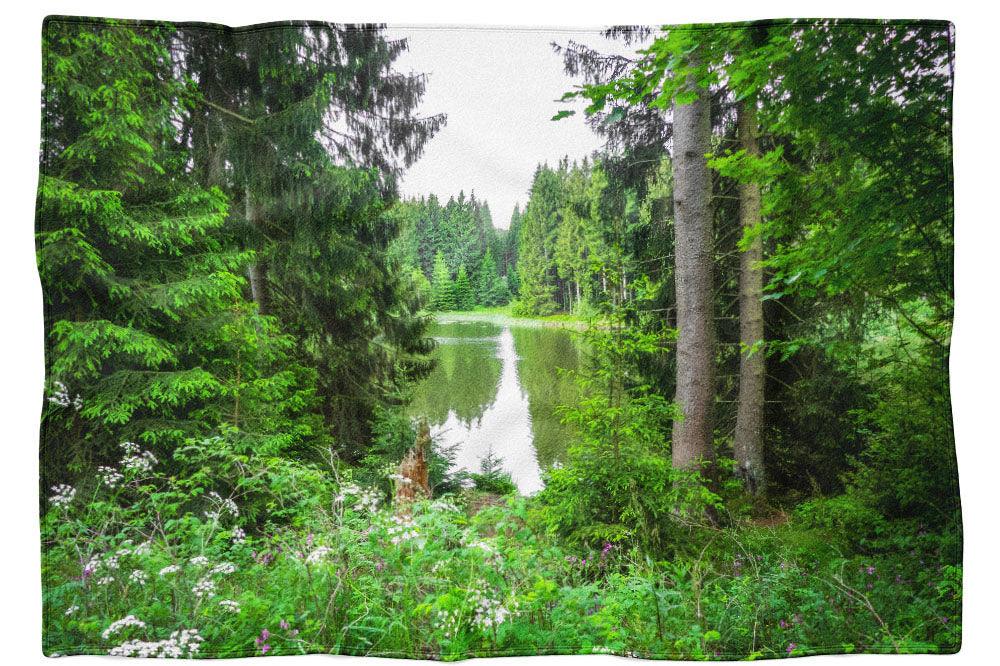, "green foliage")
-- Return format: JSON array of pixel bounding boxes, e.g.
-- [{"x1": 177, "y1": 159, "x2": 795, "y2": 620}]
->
[
  {"x1": 42, "y1": 446, "x2": 961, "y2": 658},
  {"x1": 453, "y1": 264, "x2": 476, "y2": 311},
  {"x1": 430, "y1": 251, "x2": 457, "y2": 311},
  {"x1": 38, "y1": 17, "x2": 960, "y2": 661}
]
